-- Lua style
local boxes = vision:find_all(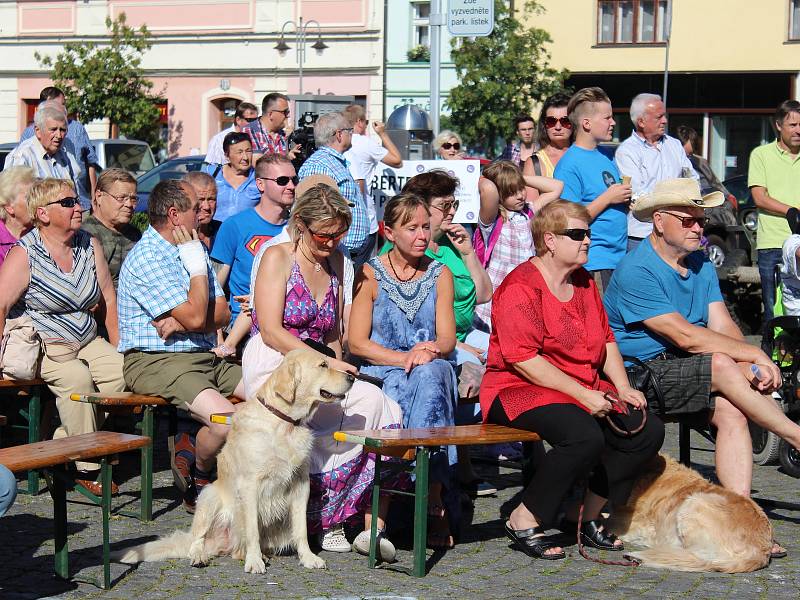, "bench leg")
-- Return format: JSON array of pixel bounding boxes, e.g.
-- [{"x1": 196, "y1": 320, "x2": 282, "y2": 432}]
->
[
  {"x1": 679, "y1": 423, "x2": 691, "y2": 466},
  {"x1": 25, "y1": 387, "x2": 41, "y2": 495},
  {"x1": 101, "y1": 458, "x2": 112, "y2": 589},
  {"x1": 412, "y1": 446, "x2": 430, "y2": 578},
  {"x1": 51, "y1": 467, "x2": 69, "y2": 581},
  {"x1": 140, "y1": 406, "x2": 154, "y2": 521},
  {"x1": 368, "y1": 453, "x2": 381, "y2": 568}
]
